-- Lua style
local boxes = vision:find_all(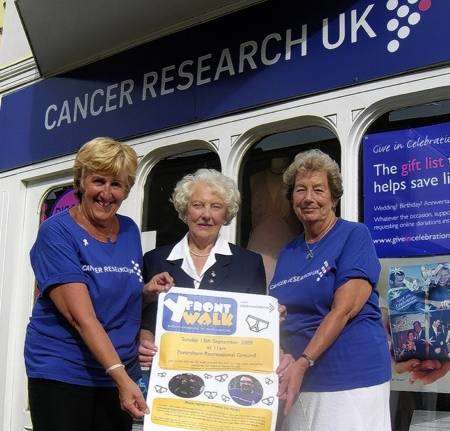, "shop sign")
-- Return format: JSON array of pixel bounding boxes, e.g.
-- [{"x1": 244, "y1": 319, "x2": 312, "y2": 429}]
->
[{"x1": 1, "y1": 0, "x2": 448, "y2": 171}]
